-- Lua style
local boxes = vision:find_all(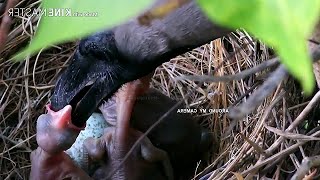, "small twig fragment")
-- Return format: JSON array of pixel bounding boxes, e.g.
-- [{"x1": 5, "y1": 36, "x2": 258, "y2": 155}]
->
[{"x1": 138, "y1": 0, "x2": 190, "y2": 26}]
